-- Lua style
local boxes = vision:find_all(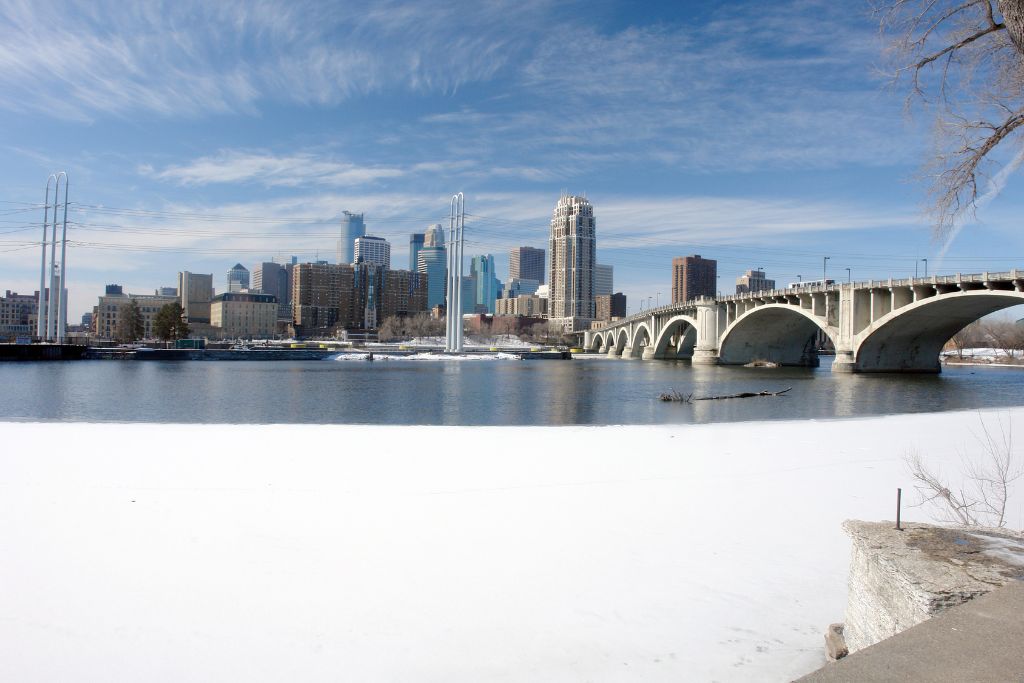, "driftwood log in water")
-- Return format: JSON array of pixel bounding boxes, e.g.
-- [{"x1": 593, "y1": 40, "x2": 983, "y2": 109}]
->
[{"x1": 659, "y1": 387, "x2": 792, "y2": 402}]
